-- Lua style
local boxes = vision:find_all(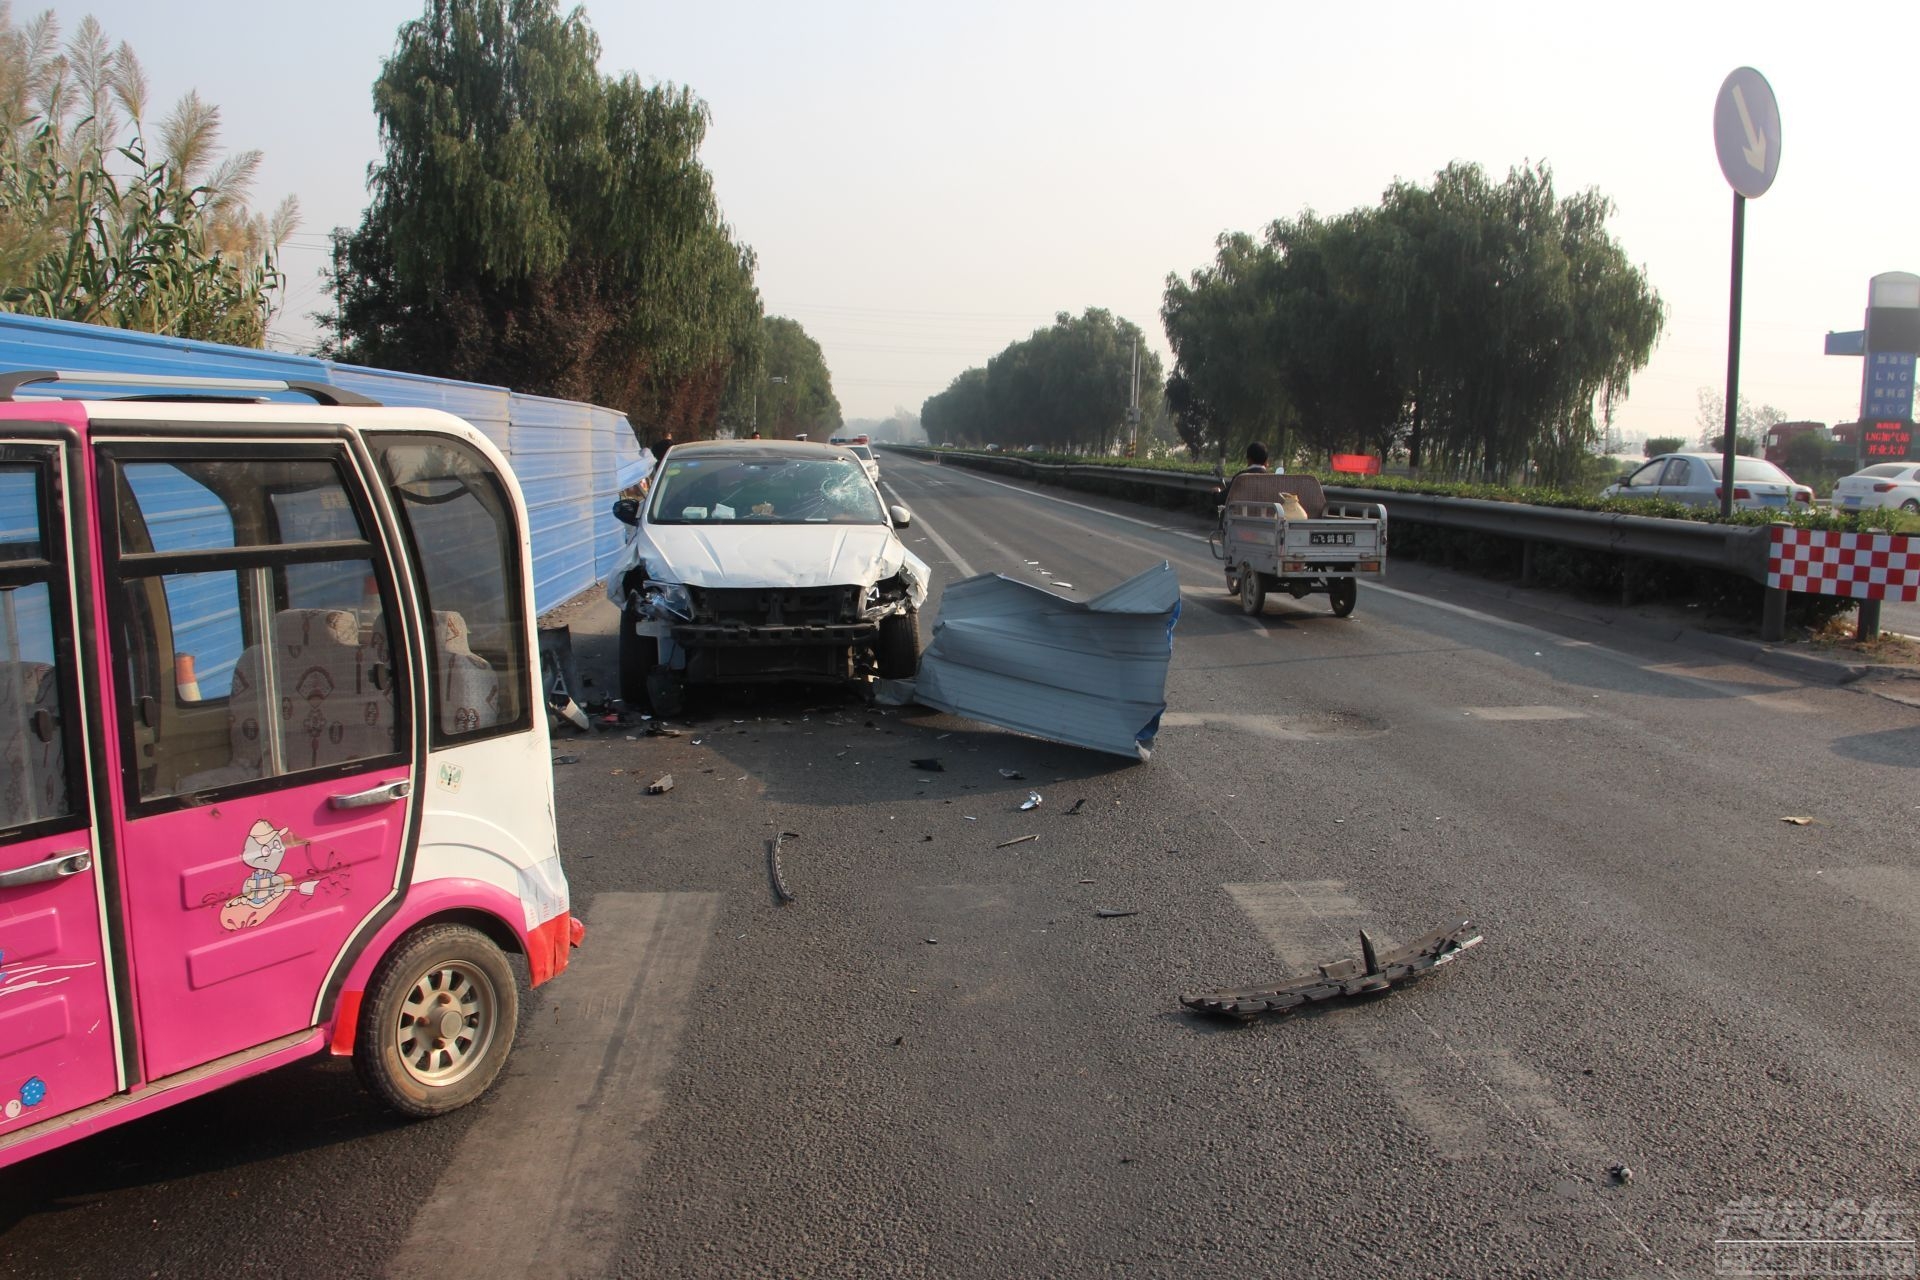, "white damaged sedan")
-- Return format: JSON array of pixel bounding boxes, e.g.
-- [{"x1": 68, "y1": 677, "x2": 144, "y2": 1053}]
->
[{"x1": 606, "y1": 440, "x2": 929, "y2": 712}]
